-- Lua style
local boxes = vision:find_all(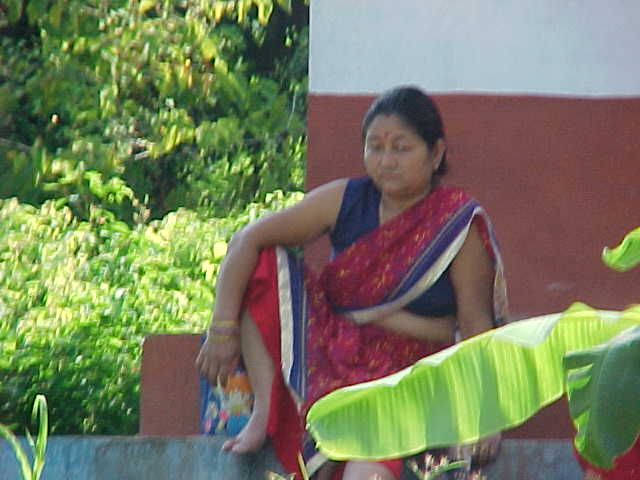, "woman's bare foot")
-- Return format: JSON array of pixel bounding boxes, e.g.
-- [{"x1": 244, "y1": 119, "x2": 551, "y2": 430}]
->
[{"x1": 222, "y1": 412, "x2": 268, "y2": 454}]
